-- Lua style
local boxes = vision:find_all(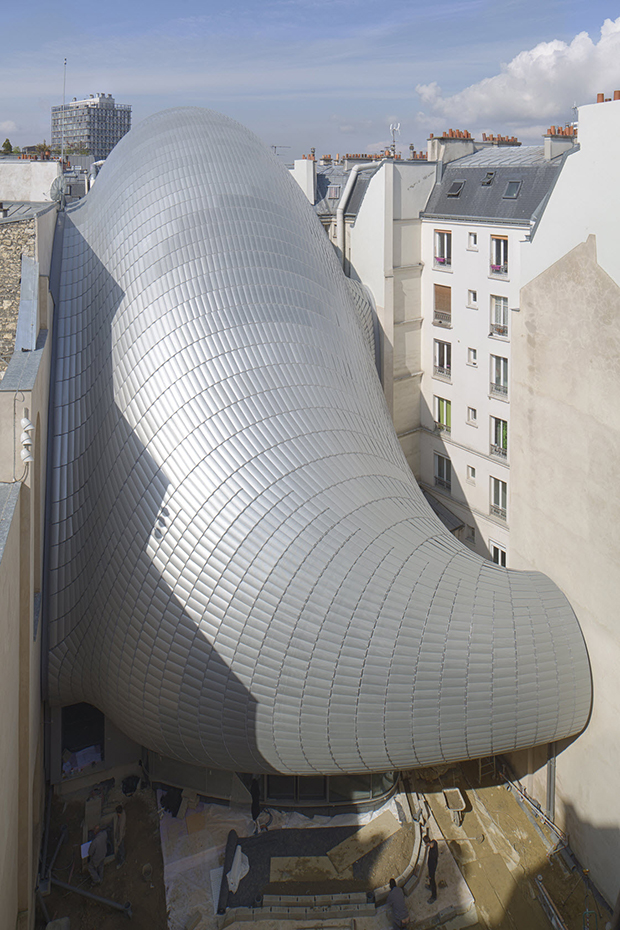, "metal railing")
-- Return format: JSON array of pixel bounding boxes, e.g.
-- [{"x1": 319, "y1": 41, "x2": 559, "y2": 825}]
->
[
  {"x1": 435, "y1": 421, "x2": 451, "y2": 433},
  {"x1": 433, "y1": 364, "x2": 451, "y2": 379},
  {"x1": 490, "y1": 322, "x2": 508, "y2": 336},
  {"x1": 490, "y1": 443, "x2": 507, "y2": 458},
  {"x1": 490, "y1": 381, "x2": 508, "y2": 396},
  {"x1": 490, "y1": 263, "x2": 508, "y2": 275},
  {"x1": 434, "y1": 256, "x2": 451, "y2": 267},
  {"x1": 490, "y1": 503, "x2": 507, "y2": 520},
  {"x1": 433, "y1": 310, "x2": 452, "y2": 327},
  {"x1": 435, "y1": 476, "x2": 451, "y2": 491}
]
